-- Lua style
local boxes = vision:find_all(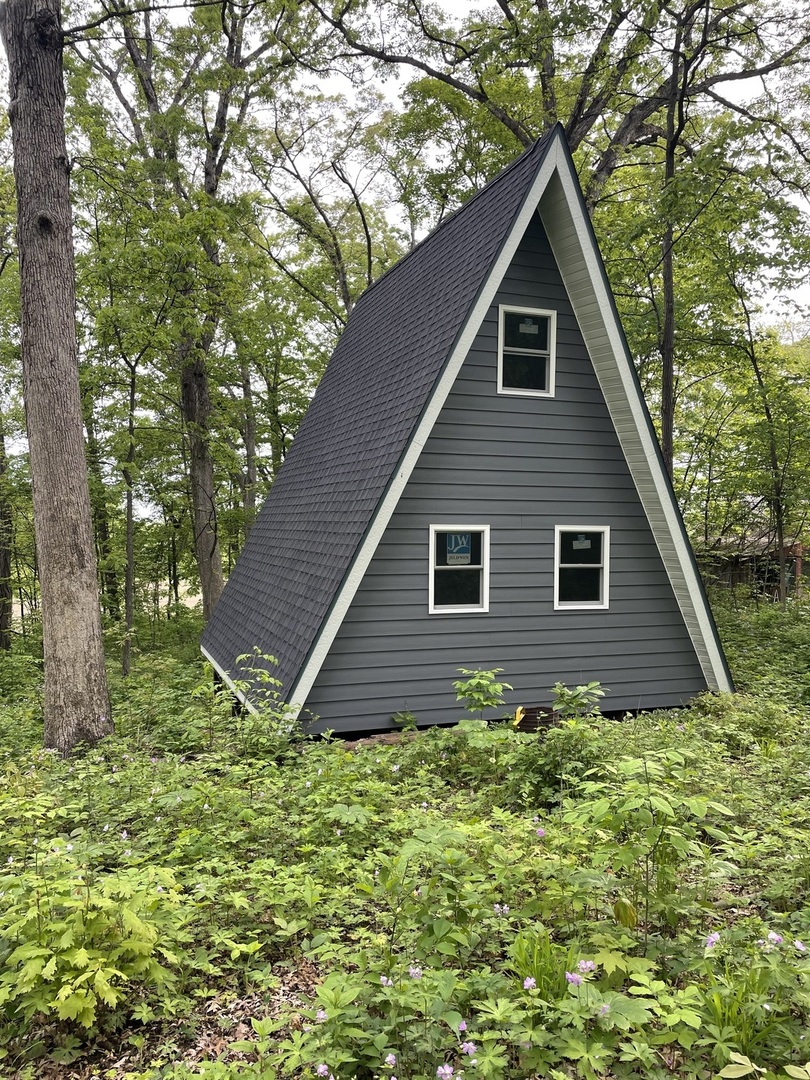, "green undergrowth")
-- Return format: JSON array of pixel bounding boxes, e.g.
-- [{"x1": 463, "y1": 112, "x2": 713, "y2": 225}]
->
[{"x1": 0, "y1": 603, "x2": 810, "y2": 1078}]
